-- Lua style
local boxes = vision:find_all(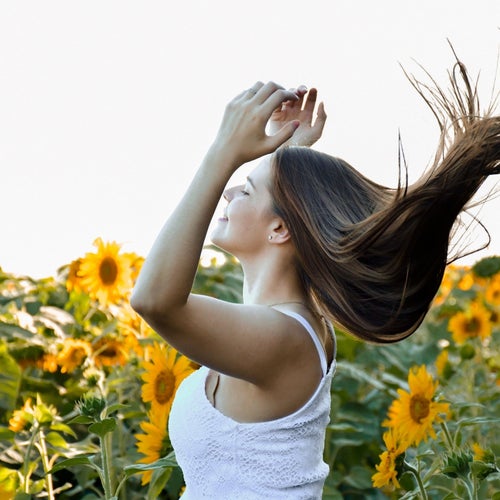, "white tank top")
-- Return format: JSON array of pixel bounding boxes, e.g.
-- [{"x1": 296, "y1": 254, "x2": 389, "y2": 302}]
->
[{"x1": 168, "y1": 311, "x2": 337, "y2": 499}]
